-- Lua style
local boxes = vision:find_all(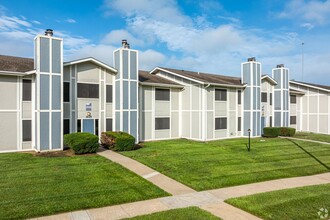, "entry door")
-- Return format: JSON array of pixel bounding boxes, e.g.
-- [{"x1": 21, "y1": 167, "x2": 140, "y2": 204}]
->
[
  {"x1": 261, "y1": 117, "x2": 265, "y2": 135},
  {"x1": 83, "y1": 119, "x2": 94, "y2": 134}
]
